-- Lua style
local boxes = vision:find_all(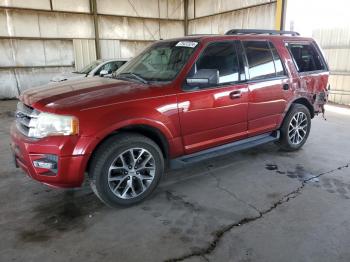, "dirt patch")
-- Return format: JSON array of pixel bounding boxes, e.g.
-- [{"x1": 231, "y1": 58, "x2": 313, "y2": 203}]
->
[
  {"x1": 18, "y1": 190, "x2": 105, "y2": 243},
  {"x1": 265, "y1": 163, "x2": 350, "y2": 199},
  {"x1": 0, "y1": 111, "x2": 14, "y2": 119},
  {"x1": 265, "y1": 164, "x2": 278, "y2": 171},
  {"x1": 266, "y1": 164, "x2": 317, "y2": 181}
]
